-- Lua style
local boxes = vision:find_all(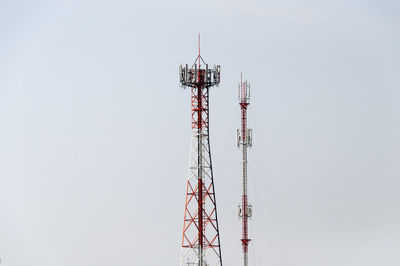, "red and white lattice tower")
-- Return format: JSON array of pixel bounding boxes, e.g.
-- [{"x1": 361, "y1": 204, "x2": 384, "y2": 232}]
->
[
  {"x1": 236, "y1": 74, "x2": 253, "y2": 266},
  {"x1": 178, "y1": 37, "x2": 222, "y2": 266}
]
